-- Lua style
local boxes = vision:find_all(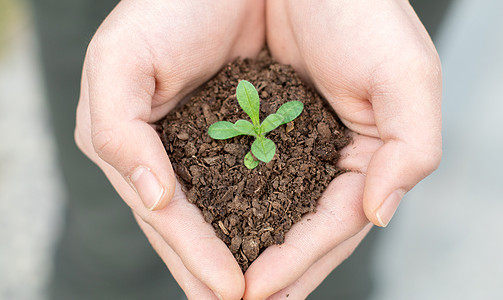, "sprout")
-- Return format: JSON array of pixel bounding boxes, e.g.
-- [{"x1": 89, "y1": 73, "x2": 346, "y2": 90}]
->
[{"x1": 208, "y1": 80, "x2": 304, "y2": 169}]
